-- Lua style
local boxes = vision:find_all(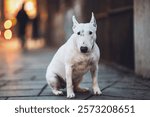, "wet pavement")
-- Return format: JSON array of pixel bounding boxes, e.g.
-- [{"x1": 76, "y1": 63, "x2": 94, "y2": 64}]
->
[{"x1": 0, "y1": 40, "x2": 150, "y2": 100}]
